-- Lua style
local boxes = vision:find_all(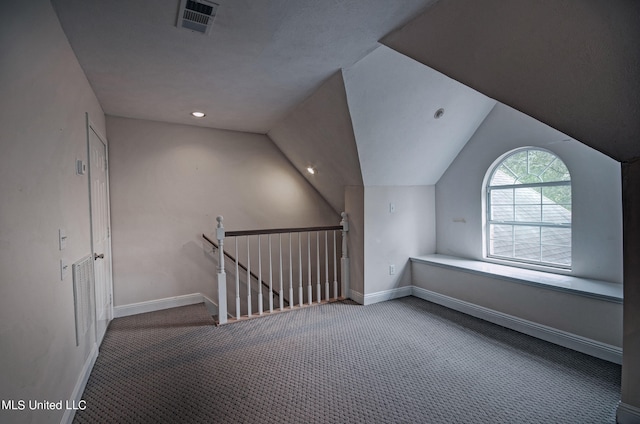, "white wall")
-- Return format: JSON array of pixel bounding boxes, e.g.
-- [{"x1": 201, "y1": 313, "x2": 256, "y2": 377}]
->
[
  {"x1": 363, "y1": 186, "x2": 435, "y2": 296},
  {"x1": 343, "y1": 46, "x2": 495, "y2": 186},
  {"x1": 0, "y1": 1, "x2": 106, "y2": 423},
  {"x1": 436, "y1": 103, "x2": 623, "y2": 283},
  {"x1": 107, "y1": 116, "x2": 339, "y2": 307}
]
